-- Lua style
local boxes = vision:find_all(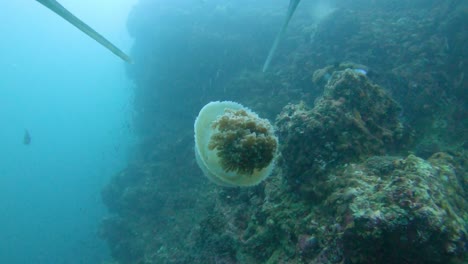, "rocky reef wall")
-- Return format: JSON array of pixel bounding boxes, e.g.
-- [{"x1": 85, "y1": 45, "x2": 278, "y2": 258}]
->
[{"x1": 99, "y1": 1, "x2": 467, "y2": 263}]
